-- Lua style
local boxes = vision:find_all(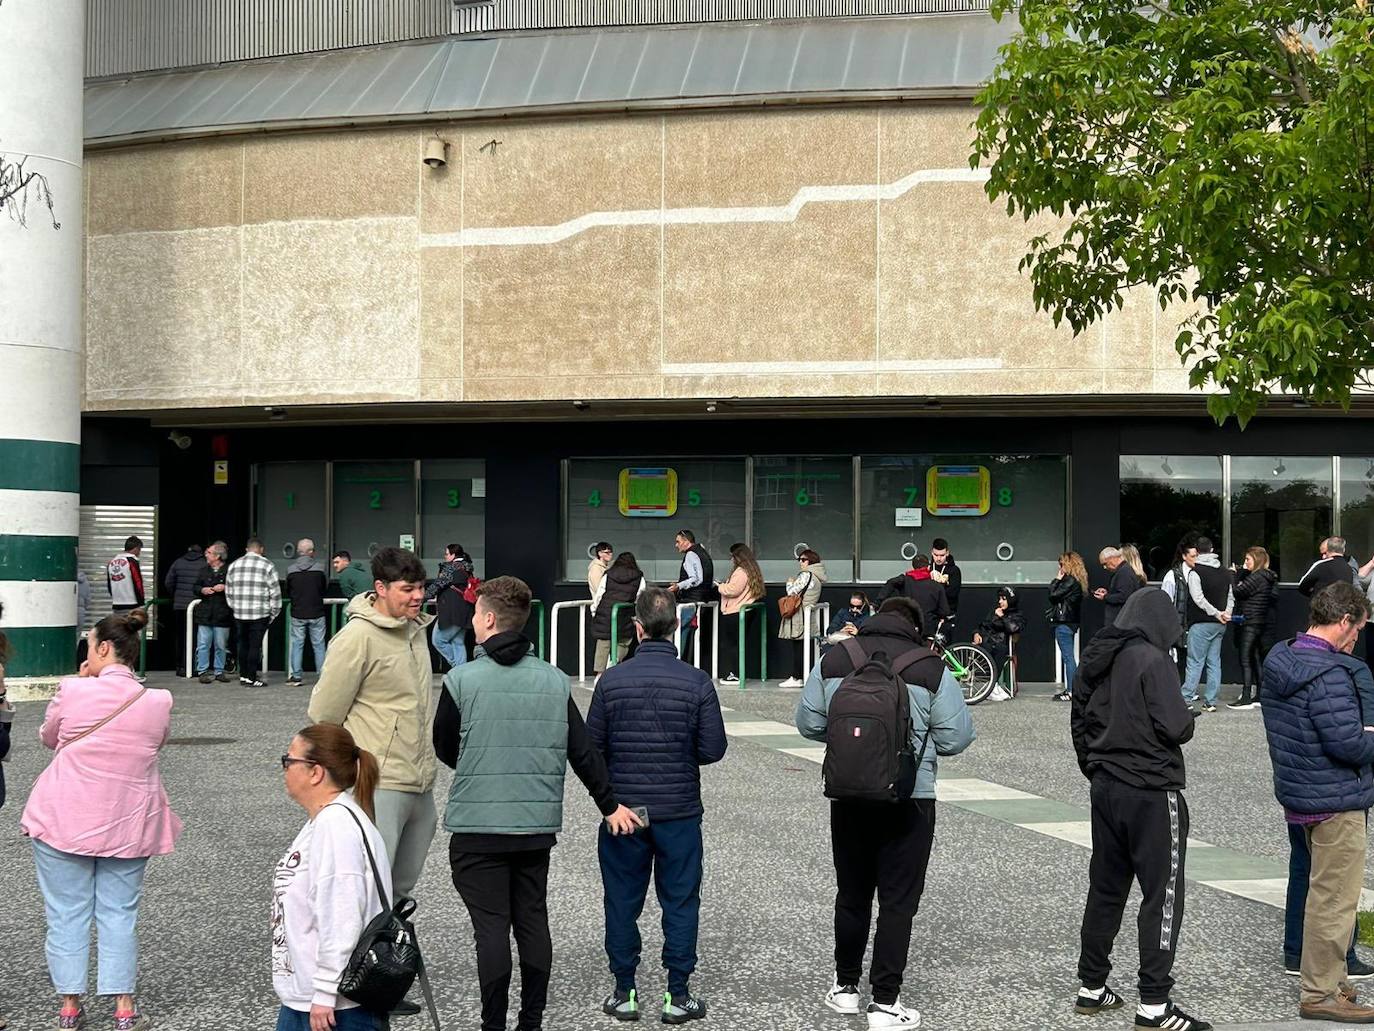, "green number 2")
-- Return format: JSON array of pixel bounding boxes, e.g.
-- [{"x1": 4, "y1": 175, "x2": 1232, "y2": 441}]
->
[
  {"x1": 997, "y1": 487, "x2": 1013, "y2": 507},
  {"x1": 588, "y1": 490, "x2": 602, "y2": 508},
  {"x1": 447, "y1": 488, "x2": 461, "y2": 509},
  {"x1": 687, "y1": 489, "x2": 701, "y2": 507},
  {"x1": 369, "y1": 490, "x2": 382, "y2": 510},
  {"x1": 903, "y1": 487, "x2": 919, "y2": 506}
]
